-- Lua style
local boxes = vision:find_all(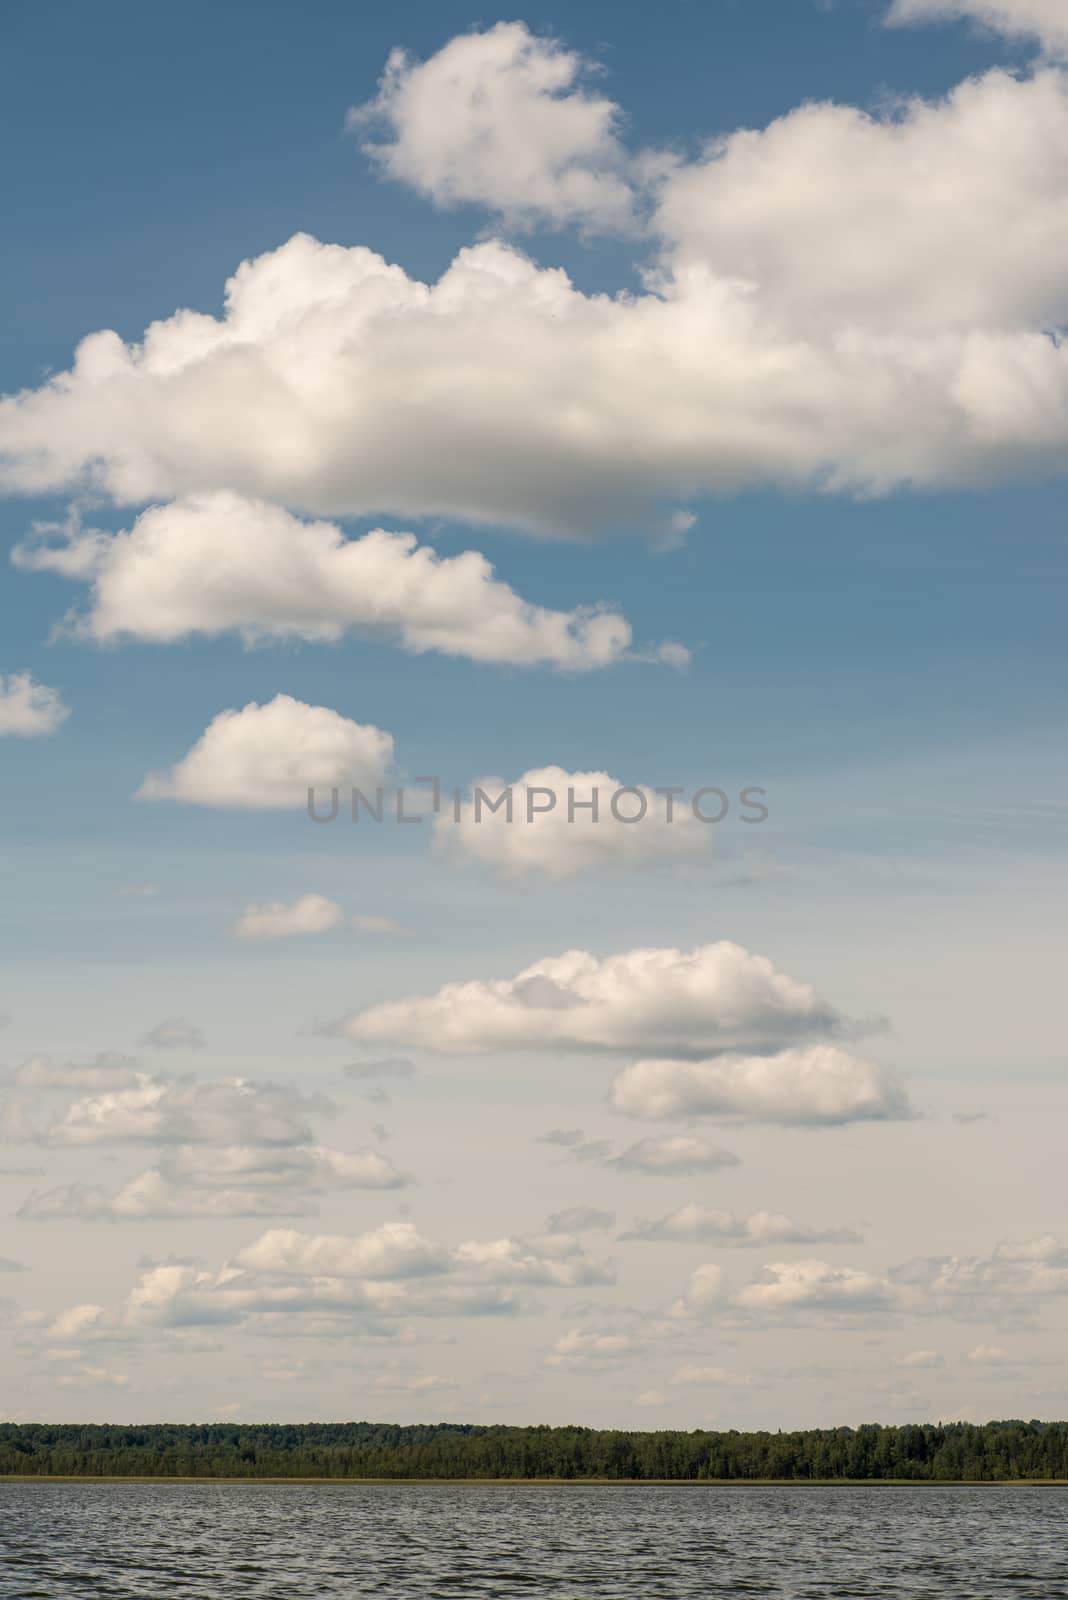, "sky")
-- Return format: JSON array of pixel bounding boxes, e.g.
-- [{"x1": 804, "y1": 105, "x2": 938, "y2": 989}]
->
[{"x1": 0, "y1": 0, "x2": 1066, "y2": 1431}]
